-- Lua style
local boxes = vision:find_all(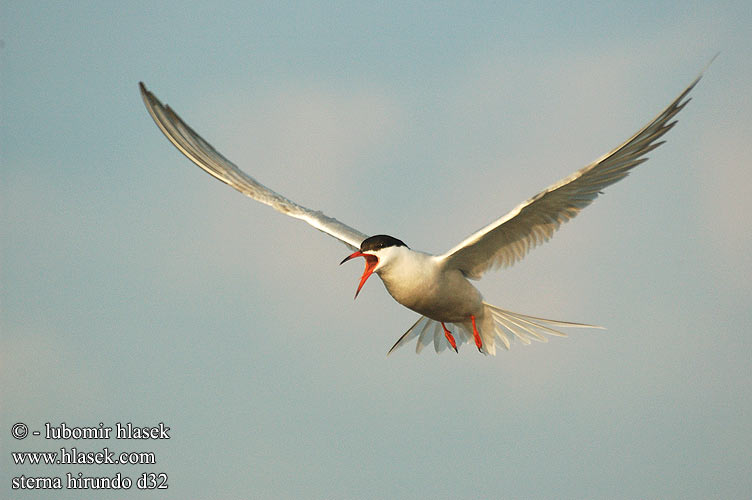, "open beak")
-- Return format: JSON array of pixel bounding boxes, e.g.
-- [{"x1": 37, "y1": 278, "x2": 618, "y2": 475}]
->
[{"x1": 340, "y1": 250, "x2": 379, "y2": 299}]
